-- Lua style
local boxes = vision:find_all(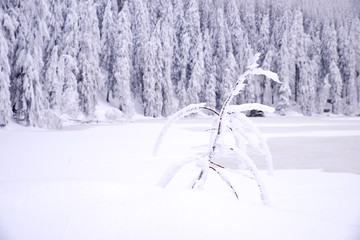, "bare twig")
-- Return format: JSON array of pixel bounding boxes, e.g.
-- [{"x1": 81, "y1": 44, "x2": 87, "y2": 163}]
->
[
  {"x1": 191, "y1": 169, "x2": 204, "y2": 189},
  {"x1": 209, "y1": 160, "x2": 225, "y2": 169},
  {"x1": 199, "y1": 106, "x2": 220, "y2": 116},
  {"x1": 210, "y1": 166, "x2": 239, "y2": 200}
]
